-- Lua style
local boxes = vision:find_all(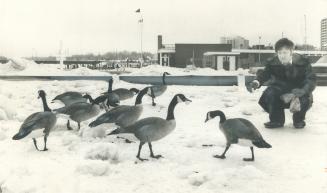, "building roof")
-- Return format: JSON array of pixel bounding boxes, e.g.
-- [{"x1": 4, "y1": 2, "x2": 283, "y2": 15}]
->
[
  {"x1": 204, "y1": 52, "x2": 240, "y2": 56},
  {"x1": 232, "y1": 49, "x2": 327, "y2": 56}
]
